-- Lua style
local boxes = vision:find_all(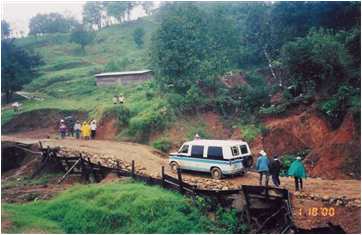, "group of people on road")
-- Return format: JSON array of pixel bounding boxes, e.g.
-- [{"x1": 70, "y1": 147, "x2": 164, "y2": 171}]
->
[
  {"x1": 256, "y1": 150, "x2": 307, "y2": 191},
  {"x1": 113, "y1": 94, "x2": 125, "y2": 105},
  {"x1": 59, "y1": 118, "x2": 97, "y2": 140}
]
